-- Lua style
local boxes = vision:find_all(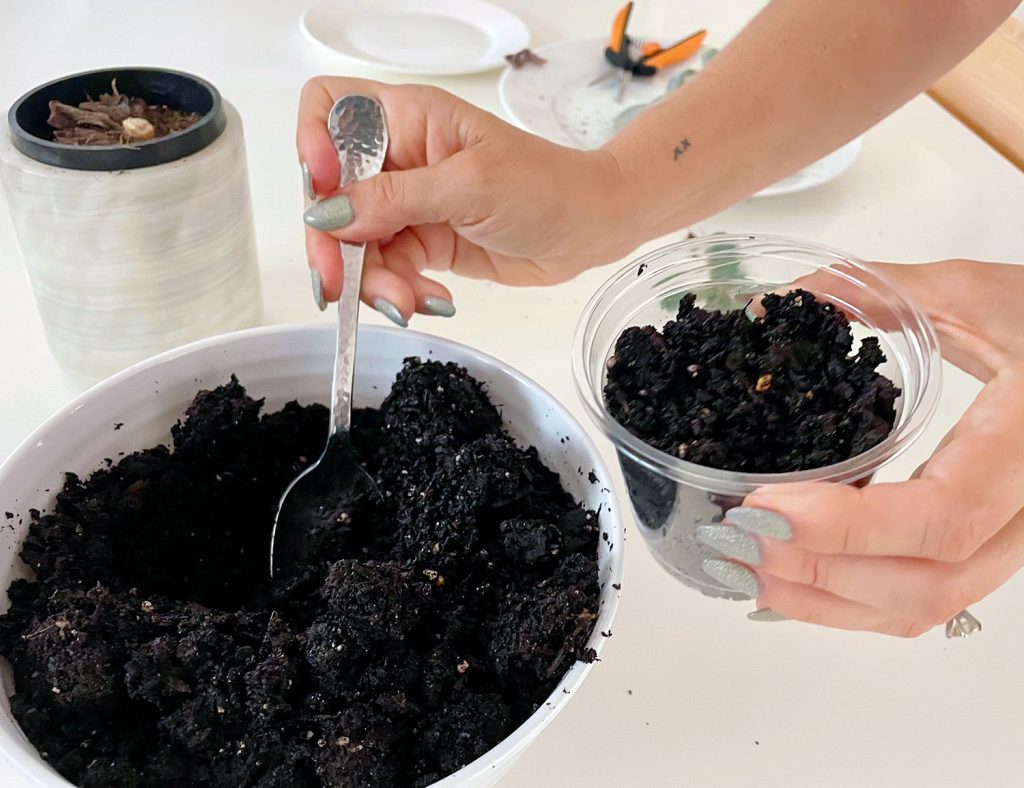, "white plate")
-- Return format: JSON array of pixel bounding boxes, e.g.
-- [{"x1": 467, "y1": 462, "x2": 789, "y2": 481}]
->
[
  {"x1": 301, "y1": 0, "x2": 530, "y2": 75},
  {"x1": 498, "y1": 37, "x2": 862, "y2": 198}
]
